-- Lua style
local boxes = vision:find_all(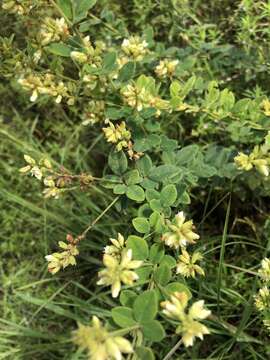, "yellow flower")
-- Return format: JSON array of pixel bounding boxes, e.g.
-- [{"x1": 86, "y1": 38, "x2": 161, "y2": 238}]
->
[
  {"x1": 261, "y1": 99, "x2": 270, "y2": 116},
  {"x1": 19, "y1": 154, "x2": 43, "y2": 180},
  {"x1": 161, "y1": 292, "x2": 211, "y2": 347},
  {"x1": 121, "y1": 36, "x2": 148, "y2": 61},
  {"x1": 254, "y1": 286, "x2": 270, "y2": 311},
  {"x1": 39, "y1": 17, "x2": 70, "y2": 46},
  {"x1": 234, "y1": 152, "x2": 253, "y2": 171},
  {"x1": 162, "y1": 211, "x2": 200, "y2": 249},
  {"x1": 234, "y1": 148, "x2": 269, "y2": 177},
  {"x1": 102, "y1": 121, "x2": 131, "y2": 150},
  {"x1": 97, "y1": 249, "x2": 142, "y2": 298},
  {"x1": 45, "y1": 240, "x2": 79, "y2": 274},
  {"x1": 176, "y1": 249, "x2": 205, "y2": 278},
  {"x1": 104, "y1": 233, "x2": 126, "y2": 258},
  {"x1": 155, "y1": 59, "x2": 179, "y2": 78},
  {"x1": 71, "y1": 51, "x2": 88, "y2": 64},
  {"x1": 258, "y1": 258, "x2": 270, "y2": 282},
  {"x1": 73, "y1": 316, "x2": 133, "y2": 360}
]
